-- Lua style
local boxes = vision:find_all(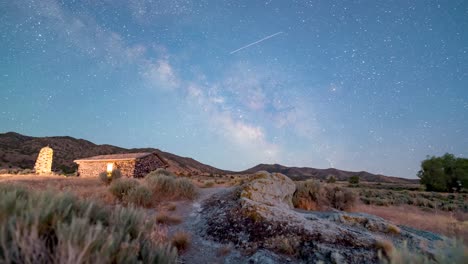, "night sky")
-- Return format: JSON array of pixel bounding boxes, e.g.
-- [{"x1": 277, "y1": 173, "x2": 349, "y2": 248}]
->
[{"x1": 1, "y1": 1, "x2": 467, "y2": 178}]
